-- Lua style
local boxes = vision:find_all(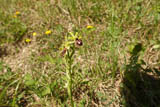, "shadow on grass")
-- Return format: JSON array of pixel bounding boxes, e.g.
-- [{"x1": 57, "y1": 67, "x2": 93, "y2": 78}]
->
[{"x1": 121, "y1": 43, "x2": 160, "y2": 107}]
